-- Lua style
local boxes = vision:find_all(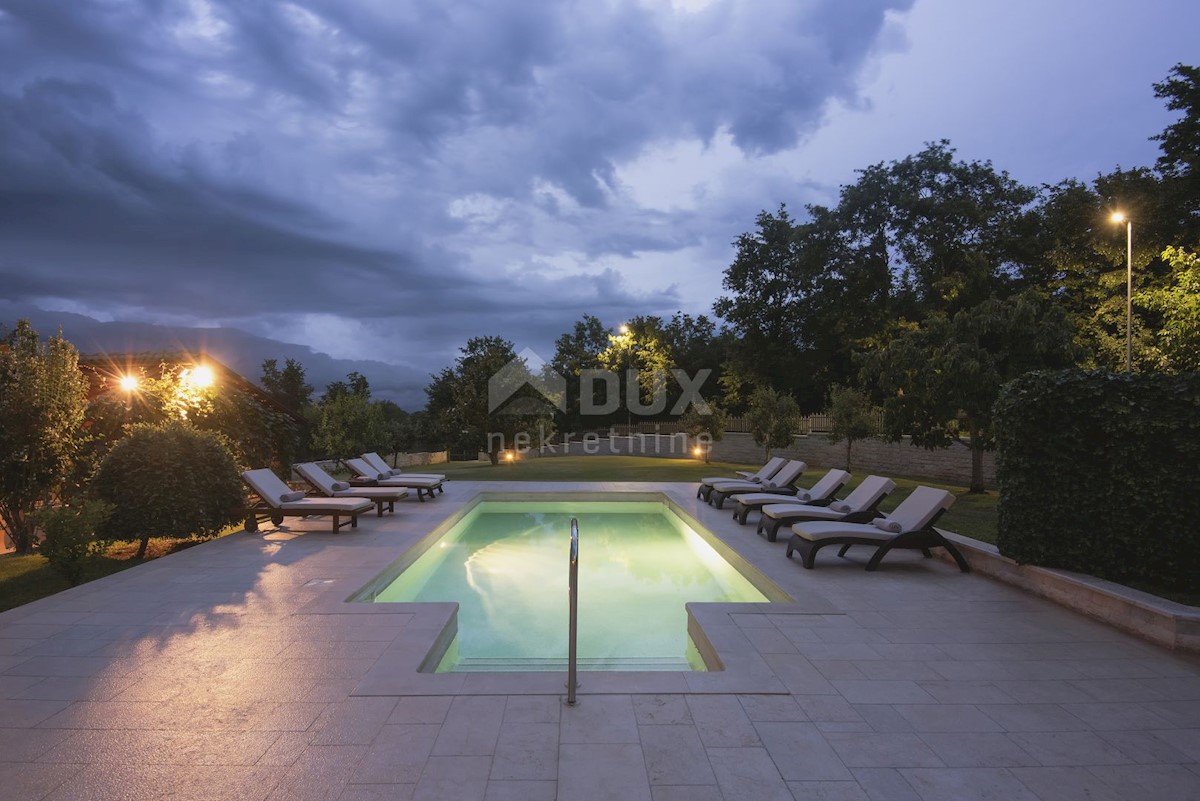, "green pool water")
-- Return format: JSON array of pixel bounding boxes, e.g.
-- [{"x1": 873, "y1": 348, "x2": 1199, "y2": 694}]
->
[{"x1": 370, "y1": 501, "x2": 769, "y2": 671}]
